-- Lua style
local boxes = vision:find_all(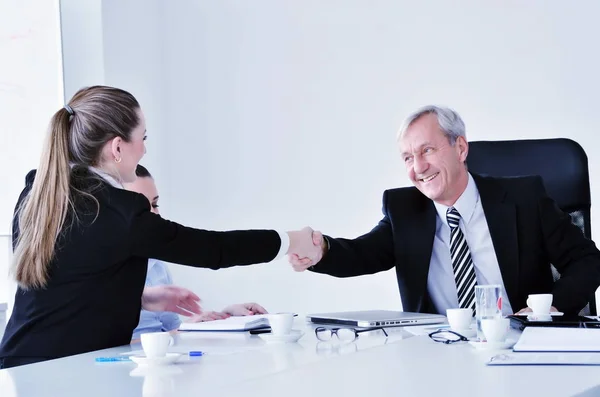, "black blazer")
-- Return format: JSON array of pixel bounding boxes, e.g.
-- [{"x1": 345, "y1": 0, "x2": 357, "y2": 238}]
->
[
  {"x1": 311, "y1": 174, "x2": 600, "y2": 315},
  {"x1": 0, "y1": 168, "x2": 280, "y2": 366}
]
